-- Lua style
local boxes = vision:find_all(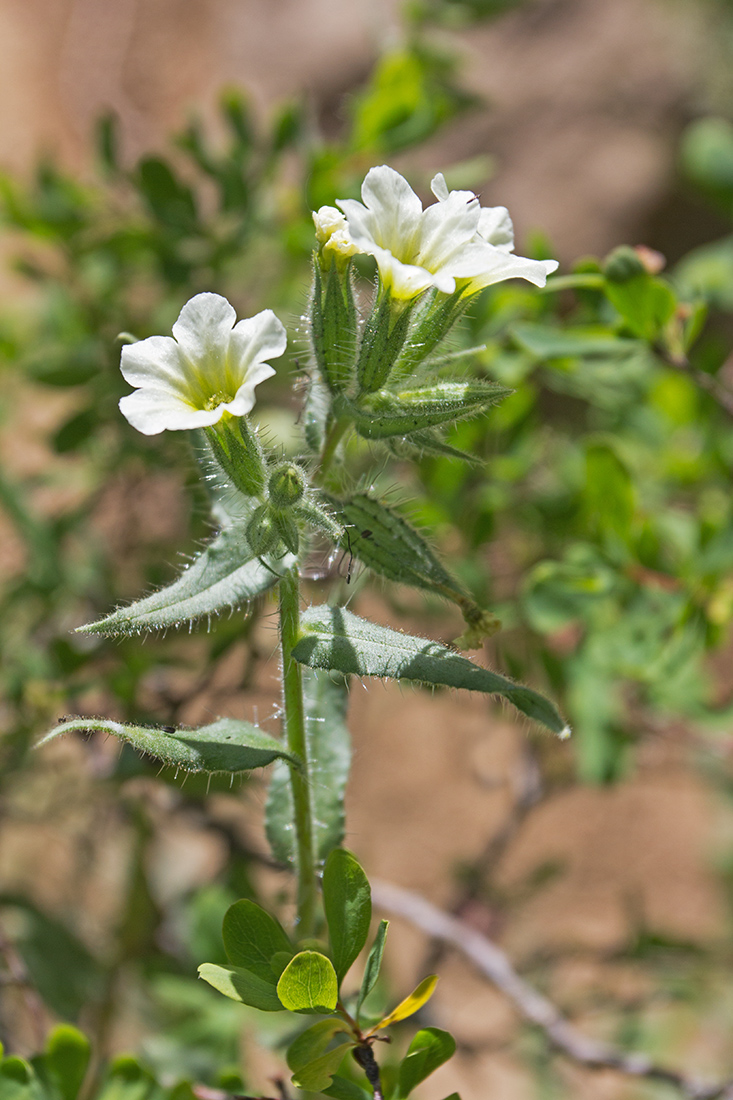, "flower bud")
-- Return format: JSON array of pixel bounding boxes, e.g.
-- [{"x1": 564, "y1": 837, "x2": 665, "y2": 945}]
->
[
  {"x1": 246, "y1": 505, "x2": 280, "y2": 557},
  {"x1": 312, "y1": 206, "x2": 358, "y2": 269},
  {"x1": 268, "y1": 463, "x2": 306, "y2": 510},
  {"x1": 603, "y1": 246, "x2": 646, "y2": 284}
]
